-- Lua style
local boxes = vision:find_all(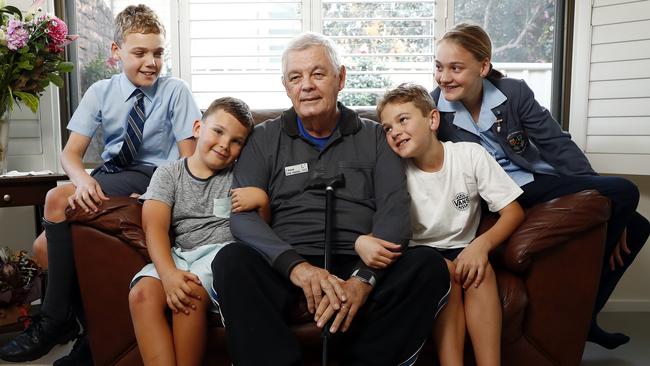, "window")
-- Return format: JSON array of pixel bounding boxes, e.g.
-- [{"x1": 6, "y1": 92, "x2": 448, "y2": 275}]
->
[
  {"x1": 323, "y1": 1, "x2": 436, "y2": 107},
  {"x1": 183, "y1": 0, "x2": 436, "y2": 109},
  {"x1": 452, "y1": 0, "x2": 557, "y2": 109},
  {"x1": 182, "y1": 0, "x2": 558, "y2": 110}
]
